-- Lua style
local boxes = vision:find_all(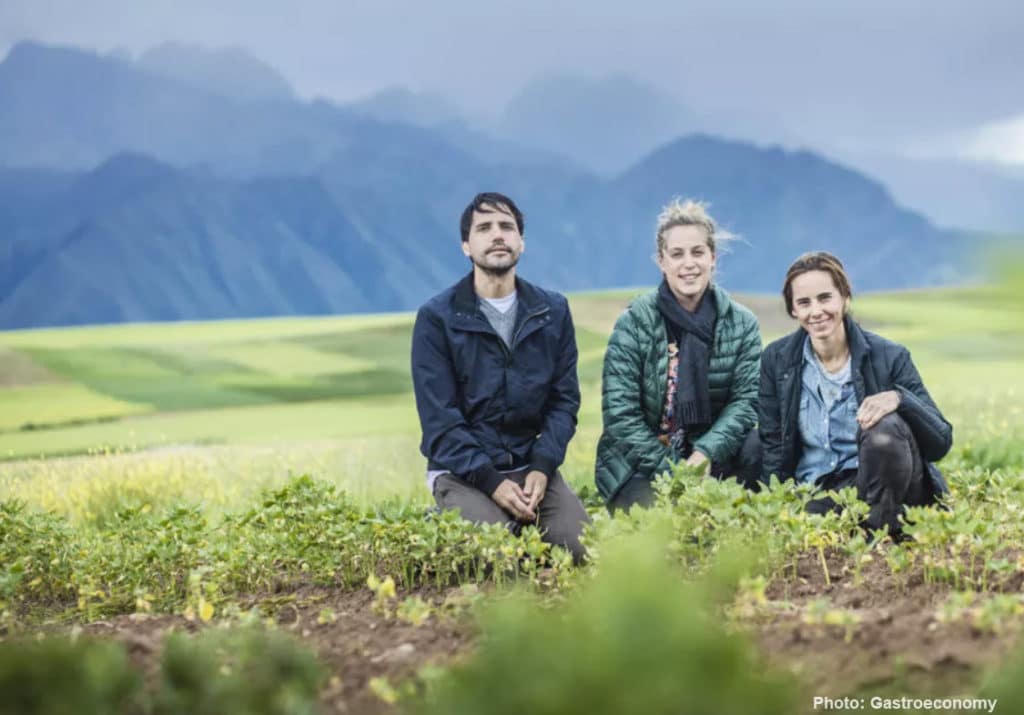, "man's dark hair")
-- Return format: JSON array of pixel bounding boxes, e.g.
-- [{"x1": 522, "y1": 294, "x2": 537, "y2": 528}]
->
[{"x1": 460, "y1": 192, "x2": 524, "y2": 243}]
